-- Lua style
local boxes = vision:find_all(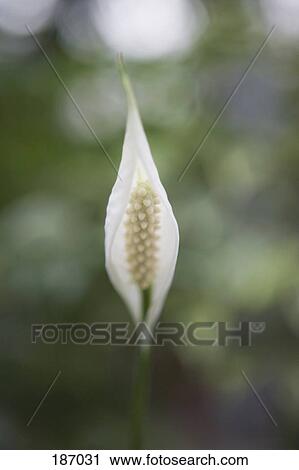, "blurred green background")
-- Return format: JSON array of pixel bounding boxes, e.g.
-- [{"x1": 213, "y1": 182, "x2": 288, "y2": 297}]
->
[{"x1": 0, "y1": 0, "x2": 298, "y2": 449}]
